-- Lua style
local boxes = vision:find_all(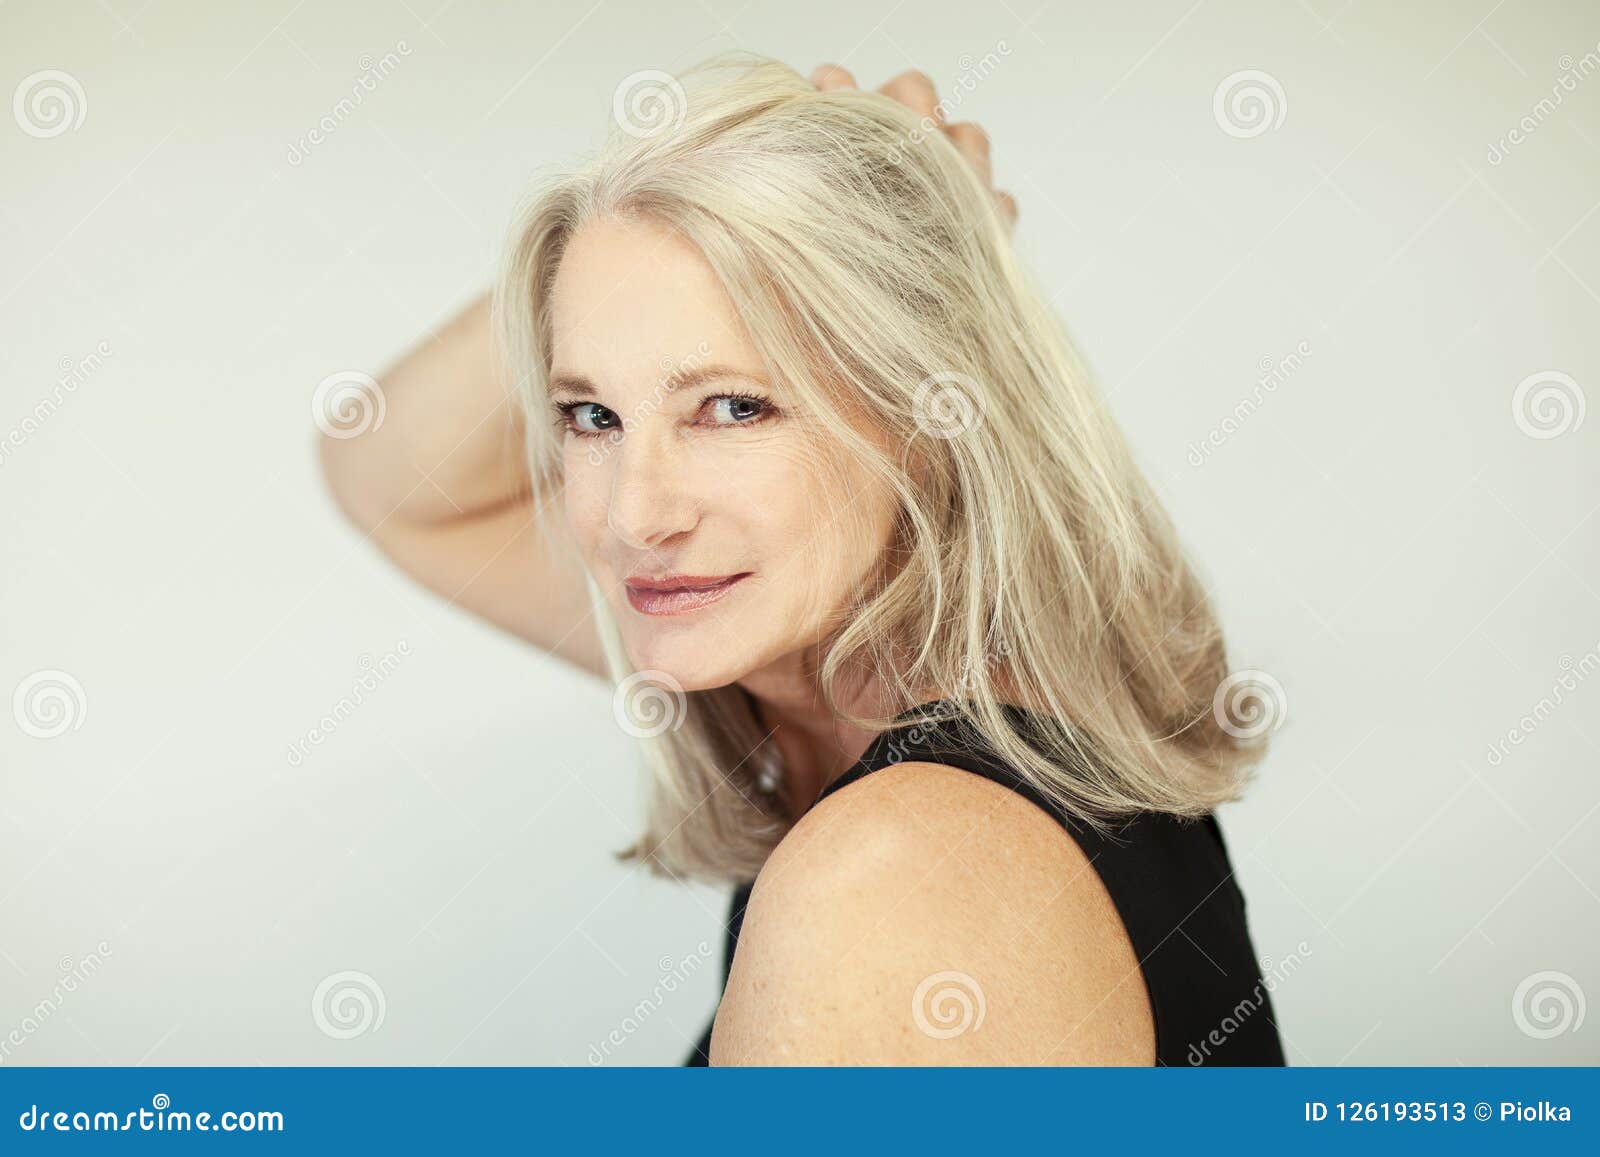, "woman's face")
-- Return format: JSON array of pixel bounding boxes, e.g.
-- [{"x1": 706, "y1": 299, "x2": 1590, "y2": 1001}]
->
[{"x1": 547, "y1": 213, "x2": 900, "y2": 691}]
